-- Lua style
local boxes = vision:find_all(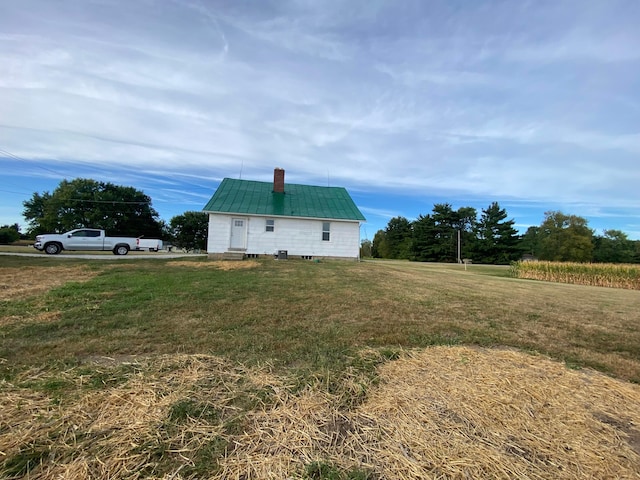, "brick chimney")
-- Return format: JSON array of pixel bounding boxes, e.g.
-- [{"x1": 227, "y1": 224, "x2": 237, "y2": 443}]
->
[{"x1": 273, "y1": 168, "x2": 285, "y2": 193}]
